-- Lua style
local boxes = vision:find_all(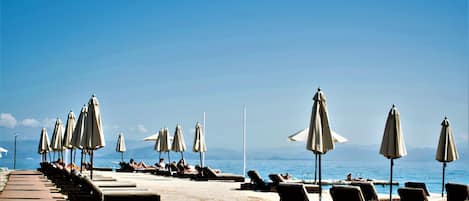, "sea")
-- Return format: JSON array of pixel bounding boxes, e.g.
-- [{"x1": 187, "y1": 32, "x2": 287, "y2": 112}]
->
[{"x1": 1, "y1": 155, "x2": 467, "y2": 195}]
